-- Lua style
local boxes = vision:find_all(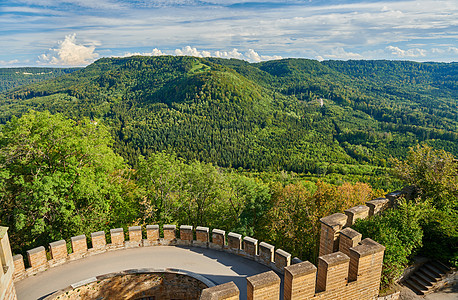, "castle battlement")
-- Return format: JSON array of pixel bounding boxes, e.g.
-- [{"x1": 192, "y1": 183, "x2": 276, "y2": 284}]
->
[{"x1": 1, "y1": 197, "x2": 392, "y2": 300}]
